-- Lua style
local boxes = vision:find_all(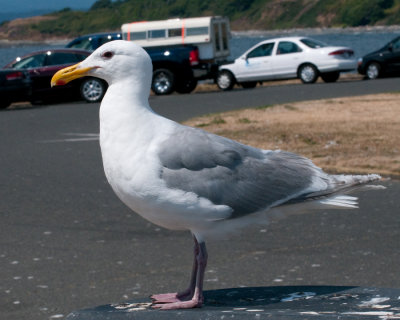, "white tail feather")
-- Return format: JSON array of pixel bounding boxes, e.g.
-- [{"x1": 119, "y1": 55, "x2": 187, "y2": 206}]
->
[{"x1": 319, "y1": 195, "x2": 359, "y2": 209}]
